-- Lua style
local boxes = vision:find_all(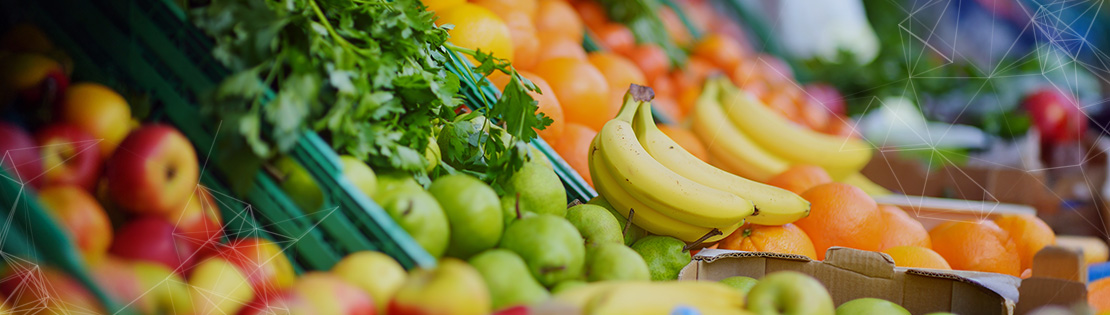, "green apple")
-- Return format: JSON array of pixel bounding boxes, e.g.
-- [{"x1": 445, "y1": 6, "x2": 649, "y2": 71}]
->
[
  {"x1": 274, "y1": 156, "x2": 324, "y2": 212},
  {"x1": 501, "y1": 161, "x2": 567, "y2": 217},
  {"x1": 588, "y1": 196, "x2": 647, "y2": 246},
  {"x1": 429, "y1": 174, "x2": 503, "y2": 259},
  {"x1": 499, "y1": 214, "x2": 586, "y2": 287},
  {"x1": 468, "y1": 249, "x2": 550, "y2": 310},
  {"x1": 565, "y1": 204, "x2": 624, "y2": 247},
  {"x1": 133, "y1": 261, "x2": 192, "y2": 314},
  {"x1": 389, "y1": 258, "x2": 491, "y2": 315},
  {"x1": 747, "y1": 271, "x2": 834, "y2": 315},
  {"x1": 378, "y1": 187, "x2": 450, "y2": 258},
  {"x1": 550, "y1": 280, "x2": 587, "y2": 294},
  {"x1": 338, "y1": 155, "x2": 377, "y2": 199},
  {"x1": 332, "y1": 251, "x2": 407, "y2": 313},
  {"x1": 836, "y1": 298, "x2": 910, "y2": 315},
  {"x1": 719, "y1": 276, "x2": 759, "y2": 296},
  {"x1": 189, "y1": 257, "x2": 255, "y2": 315},
  {"x1": 630, "y1": 236, "x2": 691, "y2": 281},
  {"x1": 585, "y1": 243, "x2": 650, "y2": 282},
  {"x1": 375, "y1": 171, "x2": 422, "y2": 198}
]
